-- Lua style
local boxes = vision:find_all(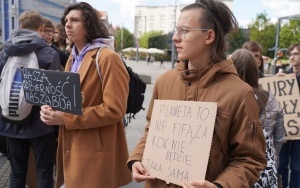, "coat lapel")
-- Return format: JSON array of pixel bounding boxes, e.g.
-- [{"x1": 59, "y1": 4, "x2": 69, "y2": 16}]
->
[{"x1": 65, "y1": 49, "x2": 98, "y2": 84}]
